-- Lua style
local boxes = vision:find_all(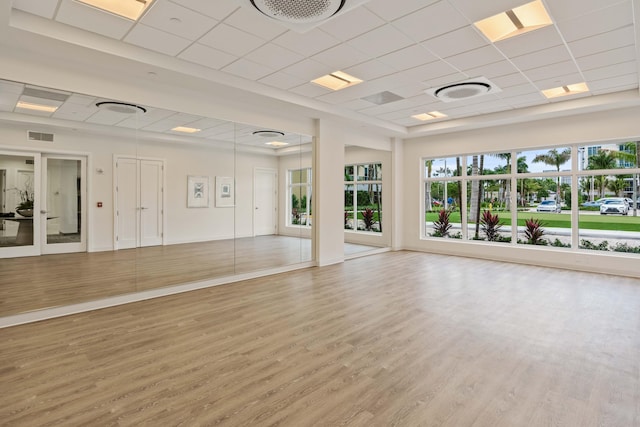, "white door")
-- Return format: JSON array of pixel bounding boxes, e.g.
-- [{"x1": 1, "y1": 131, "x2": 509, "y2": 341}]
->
[
  {"x1": 254, "y1": 168, "x2": 277, "y2": 236},
  {"x1": 41, "y1": 155, "x2": 87, "y2": 255},
  {"x1": 115, "y1": 157, "x2": 164, "y2": 249}
]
